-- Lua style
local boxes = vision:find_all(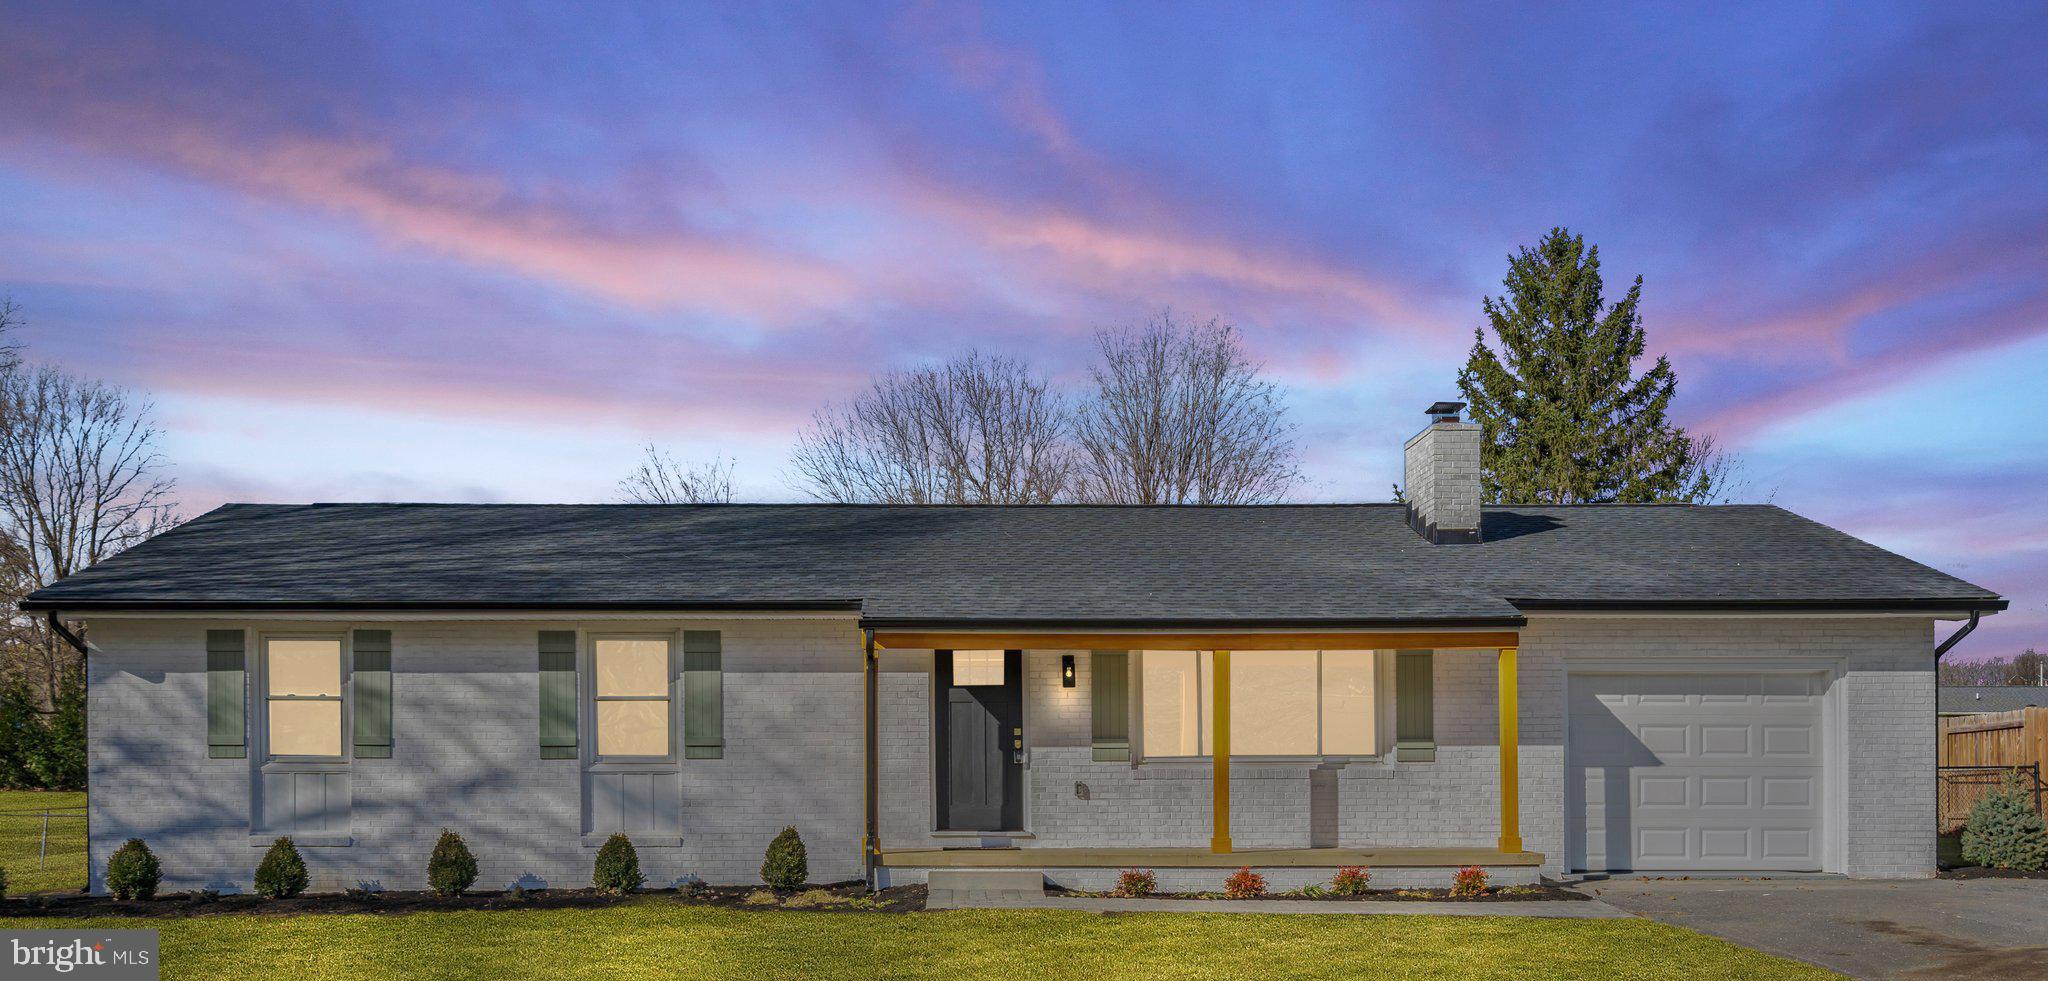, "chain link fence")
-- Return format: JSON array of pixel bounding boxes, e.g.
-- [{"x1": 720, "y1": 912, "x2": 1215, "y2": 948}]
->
[{"x1": 0, "y1": 801, "x2": 87, "y2": 894}]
